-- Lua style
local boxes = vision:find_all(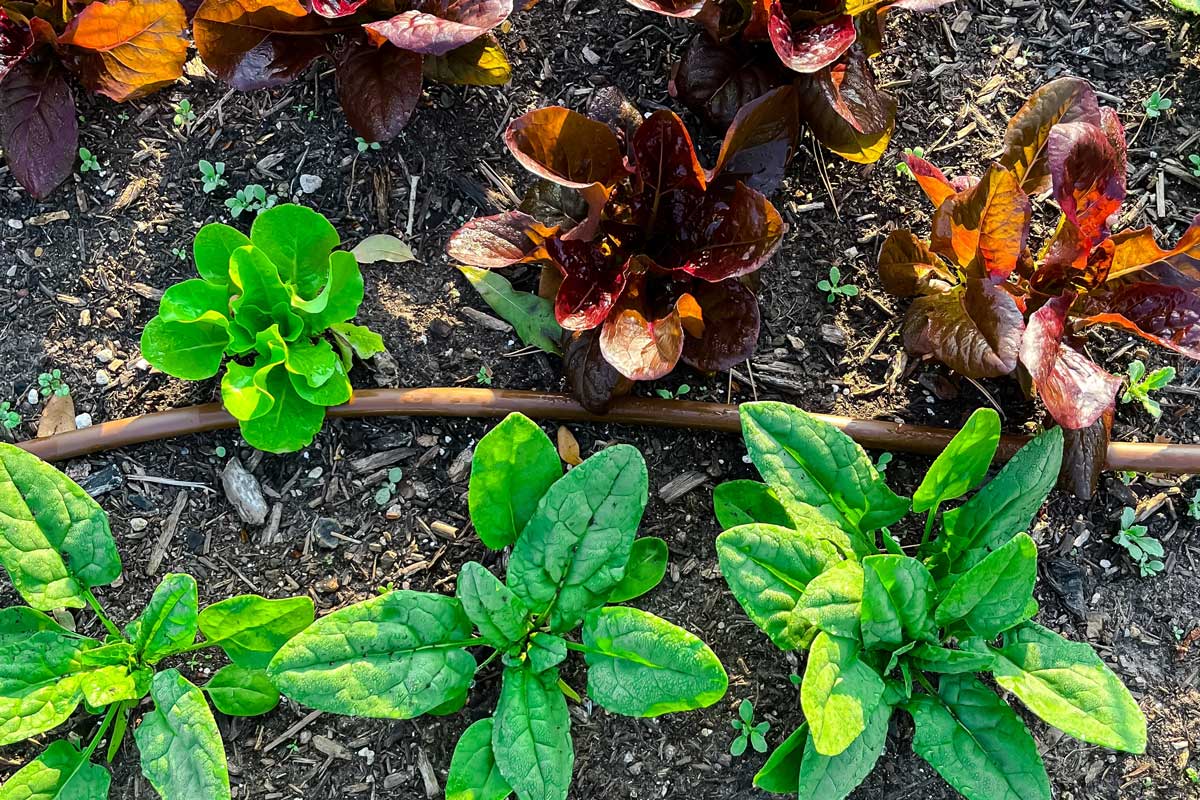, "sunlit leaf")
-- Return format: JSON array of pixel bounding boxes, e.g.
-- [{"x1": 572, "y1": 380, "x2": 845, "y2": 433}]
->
[
  {"x1": 58, "y1": 0, "x2": 188, "y2": 102},
  {"x1": 902, "y1": 279, "x2": 1025, "y2": 378}
]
